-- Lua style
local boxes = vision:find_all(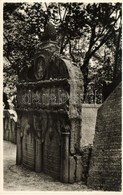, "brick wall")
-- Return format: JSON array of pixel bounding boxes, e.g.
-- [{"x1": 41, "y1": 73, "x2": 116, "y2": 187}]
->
[{"x1": 87, "y1": 82, "x2": 122, "y2": 191}]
